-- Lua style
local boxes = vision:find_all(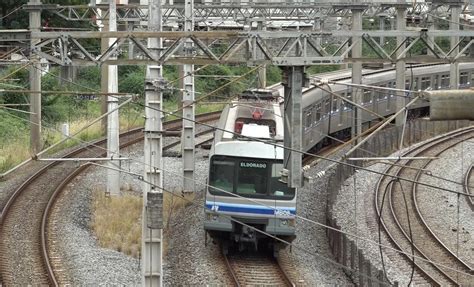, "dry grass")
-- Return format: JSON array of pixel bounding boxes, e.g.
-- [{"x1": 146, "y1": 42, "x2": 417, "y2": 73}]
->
[
  {"x1": 91, "y1": 188, "x2": 142, "y2": 258},
  {"x1": 0, "y1": 137, "x2": 31, "y2": 173},
  {"x1": 91, "y1": 187, "x2": 194, "y2": 259}
]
